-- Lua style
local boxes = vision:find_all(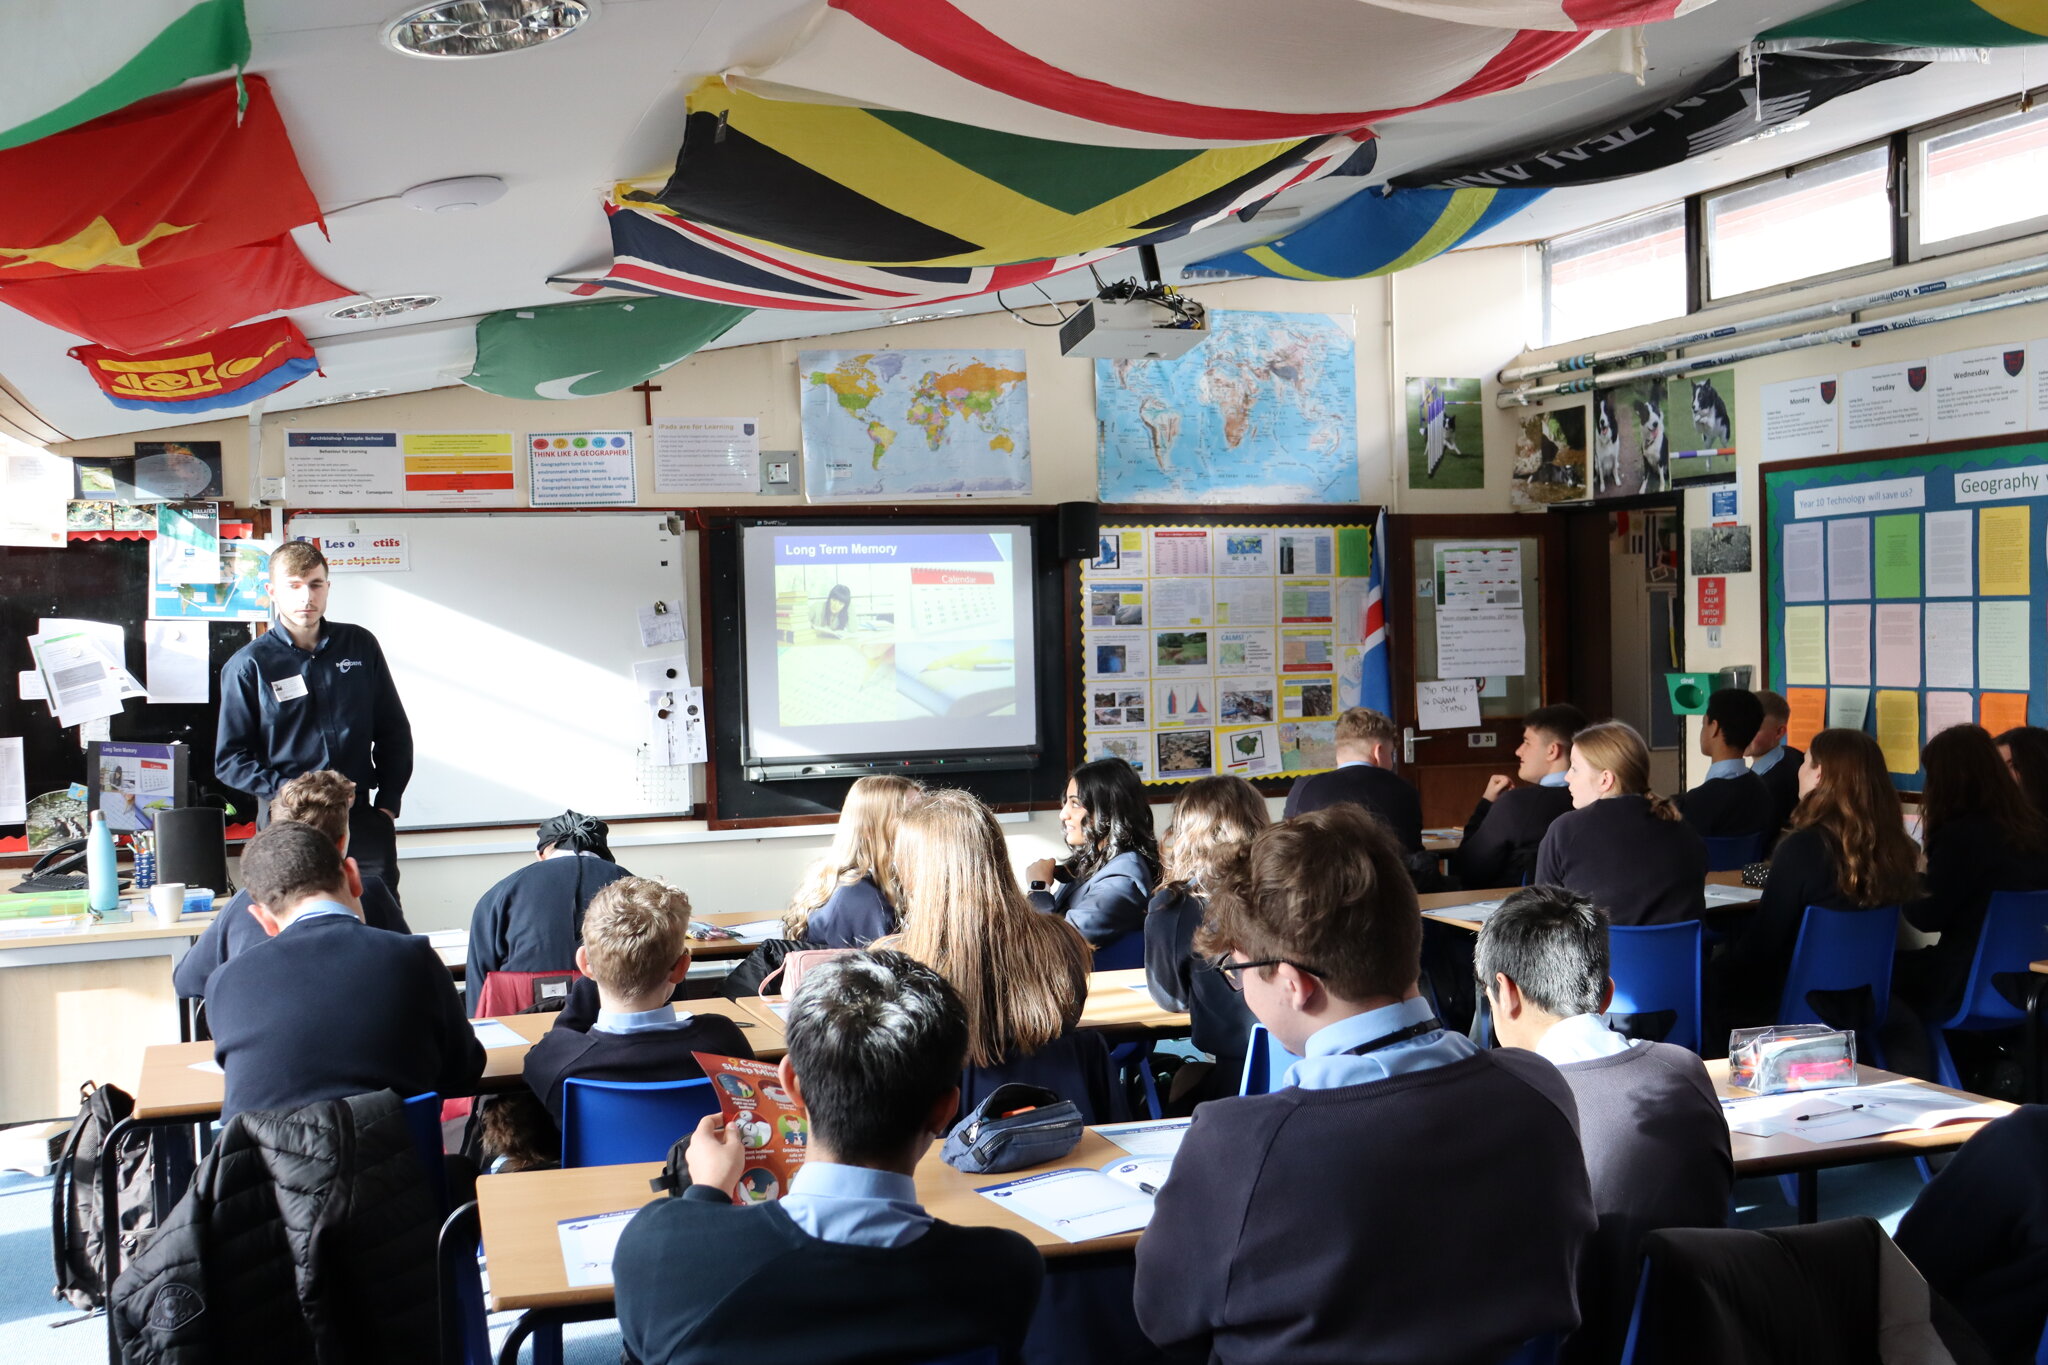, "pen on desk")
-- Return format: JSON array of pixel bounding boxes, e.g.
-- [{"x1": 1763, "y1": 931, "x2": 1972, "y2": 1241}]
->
[
  {"x1": 1796, "y1": 1104, "x2": 1866, "y2": 1120},
  {"x1": 1138, "y1": 1181, "x2": 1159, "y2": 1195}
]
